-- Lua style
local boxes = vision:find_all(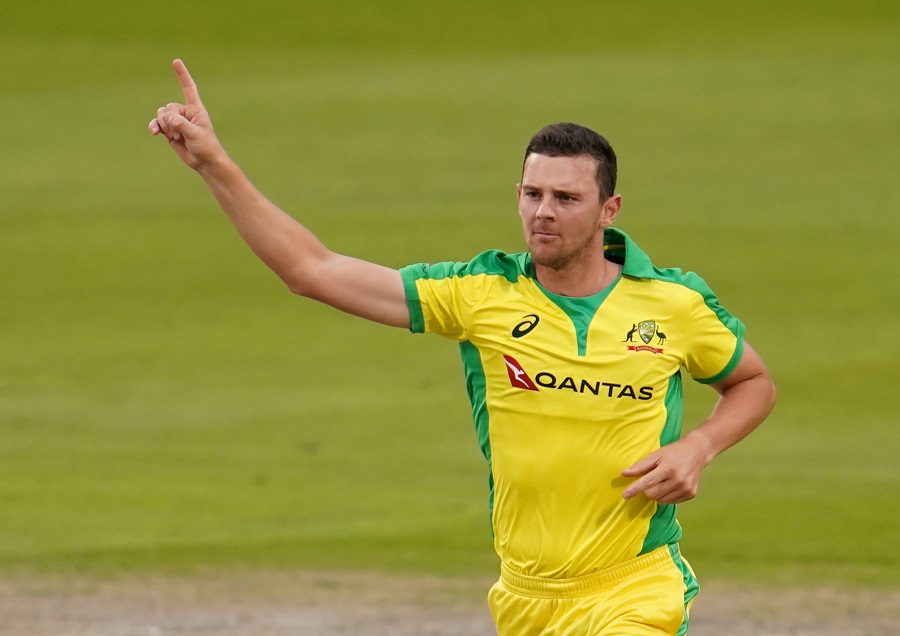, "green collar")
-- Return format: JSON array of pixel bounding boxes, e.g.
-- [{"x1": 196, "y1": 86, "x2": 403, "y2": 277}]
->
[
  {"x1": 603, "y1": 227, "x2": 657, "y2": 278},
  {"x1": 521, "y1": 227, "x2": 657, "y2": 280}
]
